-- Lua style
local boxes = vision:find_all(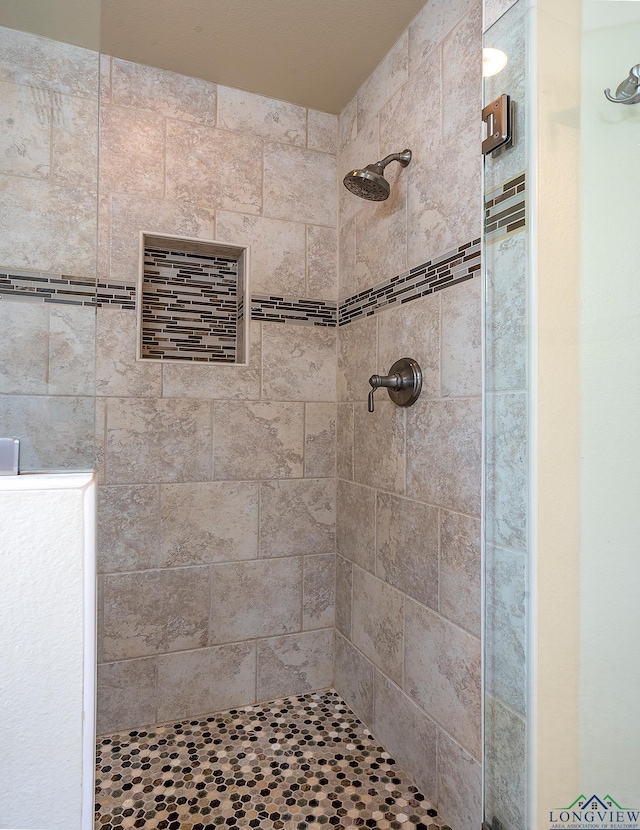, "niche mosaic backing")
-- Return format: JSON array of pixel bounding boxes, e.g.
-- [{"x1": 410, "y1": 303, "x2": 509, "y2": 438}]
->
[{"x1": 140, "y1": 238, "x2": 246, "y2": 364}]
